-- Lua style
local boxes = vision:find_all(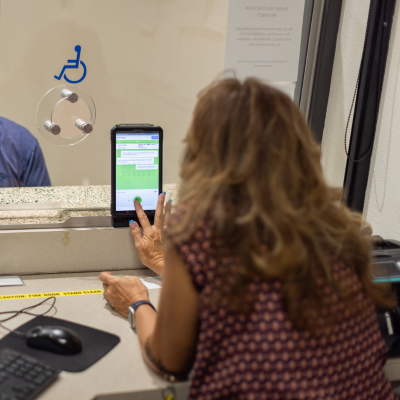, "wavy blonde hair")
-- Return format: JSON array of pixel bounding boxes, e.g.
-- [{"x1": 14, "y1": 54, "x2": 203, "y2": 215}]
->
[{"x1": 169, "y1": 77, "x2": 394, "y2": 333}]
